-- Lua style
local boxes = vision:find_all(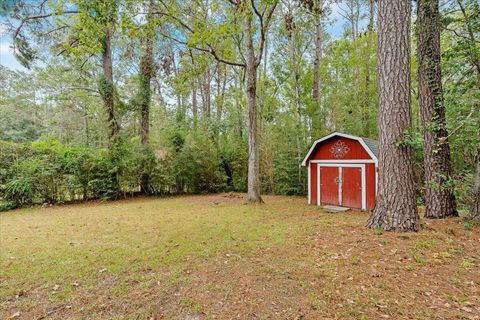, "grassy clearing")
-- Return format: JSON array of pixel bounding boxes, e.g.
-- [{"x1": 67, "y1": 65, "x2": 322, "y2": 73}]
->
[{"x1": 1, "y1": 194, "x2": 479, "y2": 319}]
